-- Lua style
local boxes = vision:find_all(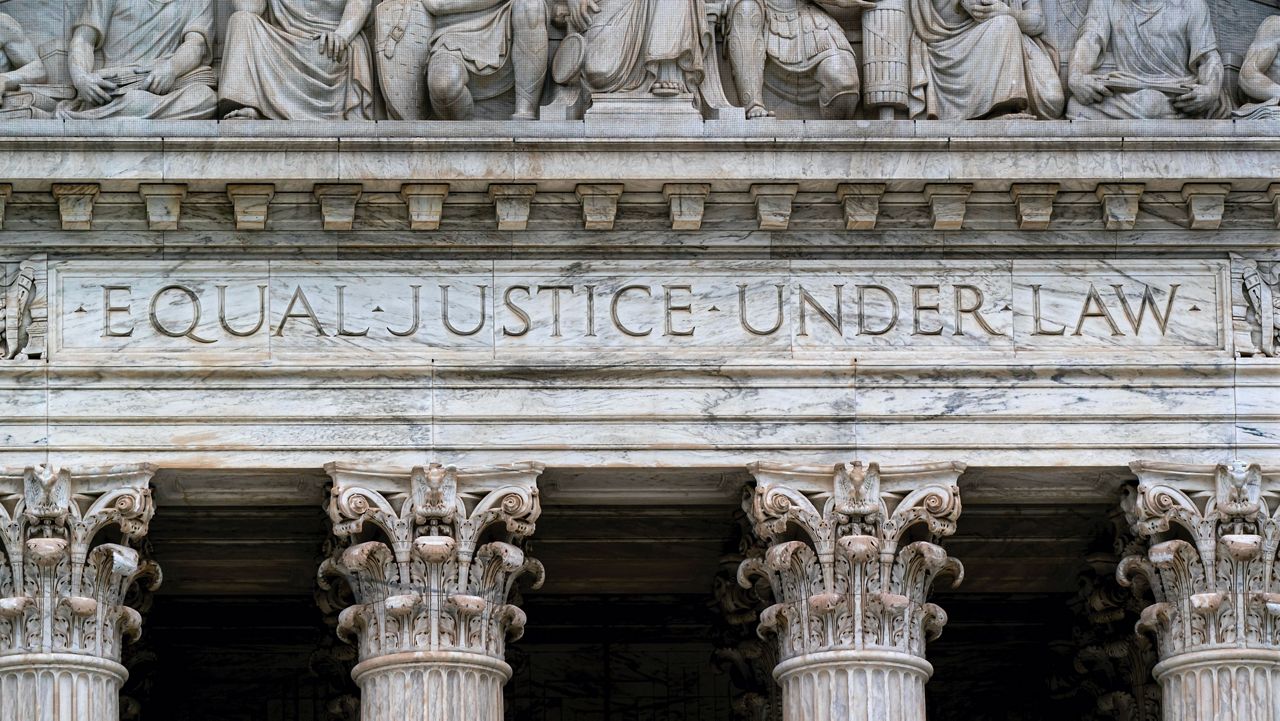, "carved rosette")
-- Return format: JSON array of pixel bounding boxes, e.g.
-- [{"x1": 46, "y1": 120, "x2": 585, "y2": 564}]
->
[
  {"x1": 1118, "y1": 461, "x2": 1280, "y2": 721},
  {"x1": 738, "y1": 461, "x2": 965, "y2": 721},
  {"x1": 320, "y1": 462, "x2": 544, "y2": 721},
  {"x1": 0, "y1": 464, "x2": 159, "y2": 721}
]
